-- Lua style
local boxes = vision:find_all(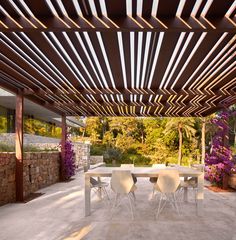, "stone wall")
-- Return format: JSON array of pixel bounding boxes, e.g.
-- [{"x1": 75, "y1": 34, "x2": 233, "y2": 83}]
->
[
  {"x1": 90, "y1": 156, "x2": 104, "y2": 165},
  {"x1": 0, "y1": 153, "x2": 15, "y2": 205},
  {"x1": 73, "y1": 142, "x2": 90, "y2": 169},
  {"x1": 0, "y1": 152, "x2": 60, "y2": 206},
  {"x1": 0, "y1": 133, "x2": 60, "y2": 150},
  {"x1": 23, "y1": 152, "x2": 60, "y2": 196}
]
